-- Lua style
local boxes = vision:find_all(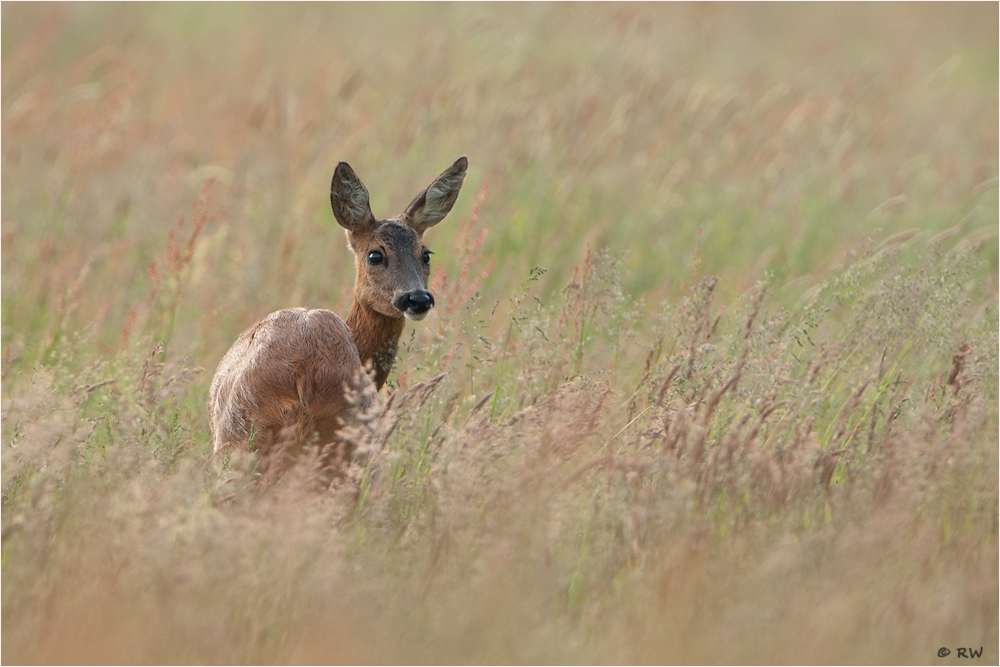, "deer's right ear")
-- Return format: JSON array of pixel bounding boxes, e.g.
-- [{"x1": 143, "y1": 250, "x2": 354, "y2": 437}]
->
[
  {"x1": 330, "y1": 162, "x2": 374, "y2": 231},
  {"x1": 403, "y1": 156, "x2": 468, "y2": 234}
]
